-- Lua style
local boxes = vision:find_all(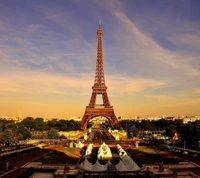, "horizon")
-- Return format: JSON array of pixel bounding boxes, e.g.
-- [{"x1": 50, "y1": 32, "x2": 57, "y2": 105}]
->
[
  {"x1": 0, "y1": 113, "x2": 200, "y2": 121},
  {"x1": 1, "y1": 0, "x2": 200, "y2": 118}
]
